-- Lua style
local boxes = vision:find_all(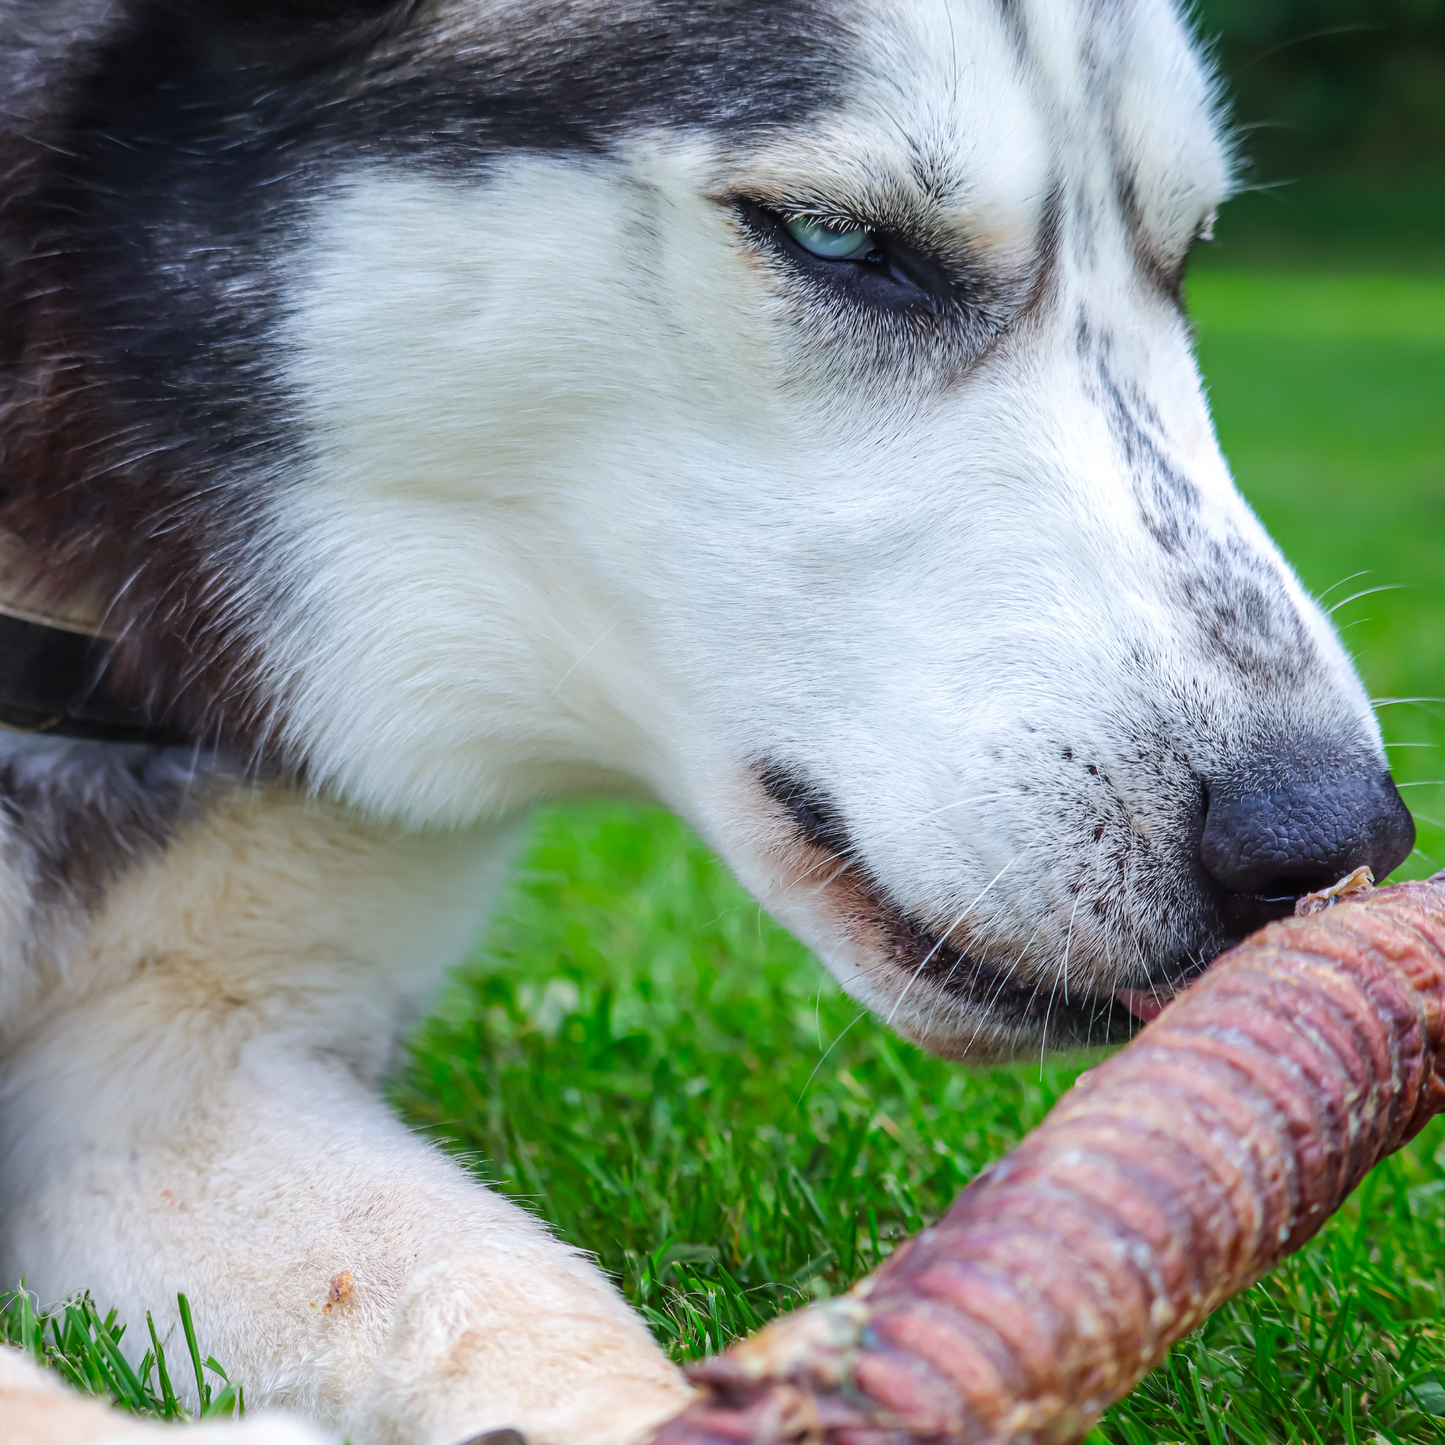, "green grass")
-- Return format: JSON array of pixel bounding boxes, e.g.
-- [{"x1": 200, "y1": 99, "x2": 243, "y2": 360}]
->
[
  {"x1": 14, "y1": 269, "x2": 1445, "y2": 1441},
  {"x1": 0, "y1": 1287, "x2": 244, "y2": 1422}
]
